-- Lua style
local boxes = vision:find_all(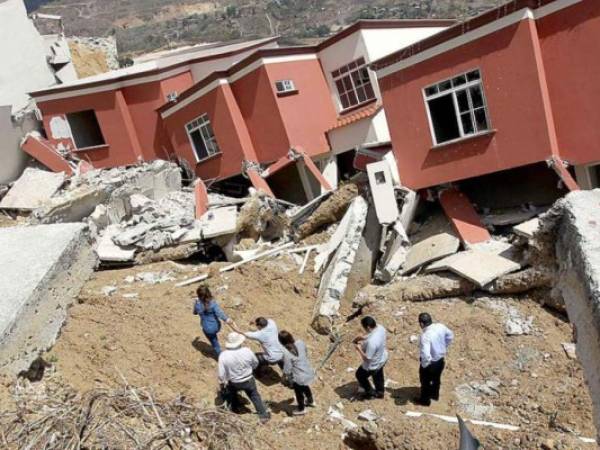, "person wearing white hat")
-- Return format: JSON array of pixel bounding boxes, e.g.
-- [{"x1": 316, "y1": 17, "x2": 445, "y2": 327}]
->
[{"x1": 218, "y1": 332, "x2": 270, "y2": 423}]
